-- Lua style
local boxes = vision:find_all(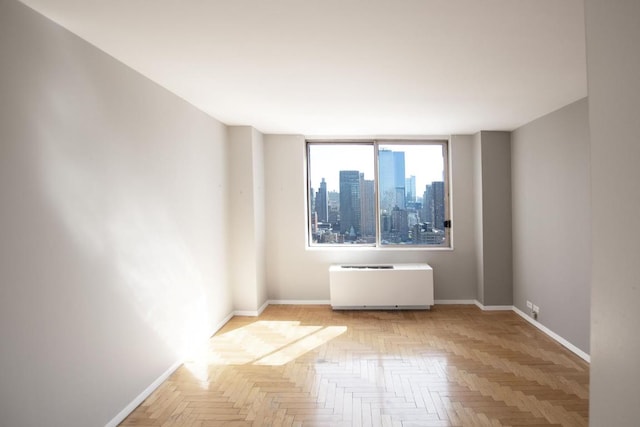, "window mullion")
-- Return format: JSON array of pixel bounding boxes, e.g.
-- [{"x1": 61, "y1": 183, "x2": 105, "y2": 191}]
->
[{"x1": 374, "y1": 141, "x2": 381, "y2": 248}]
